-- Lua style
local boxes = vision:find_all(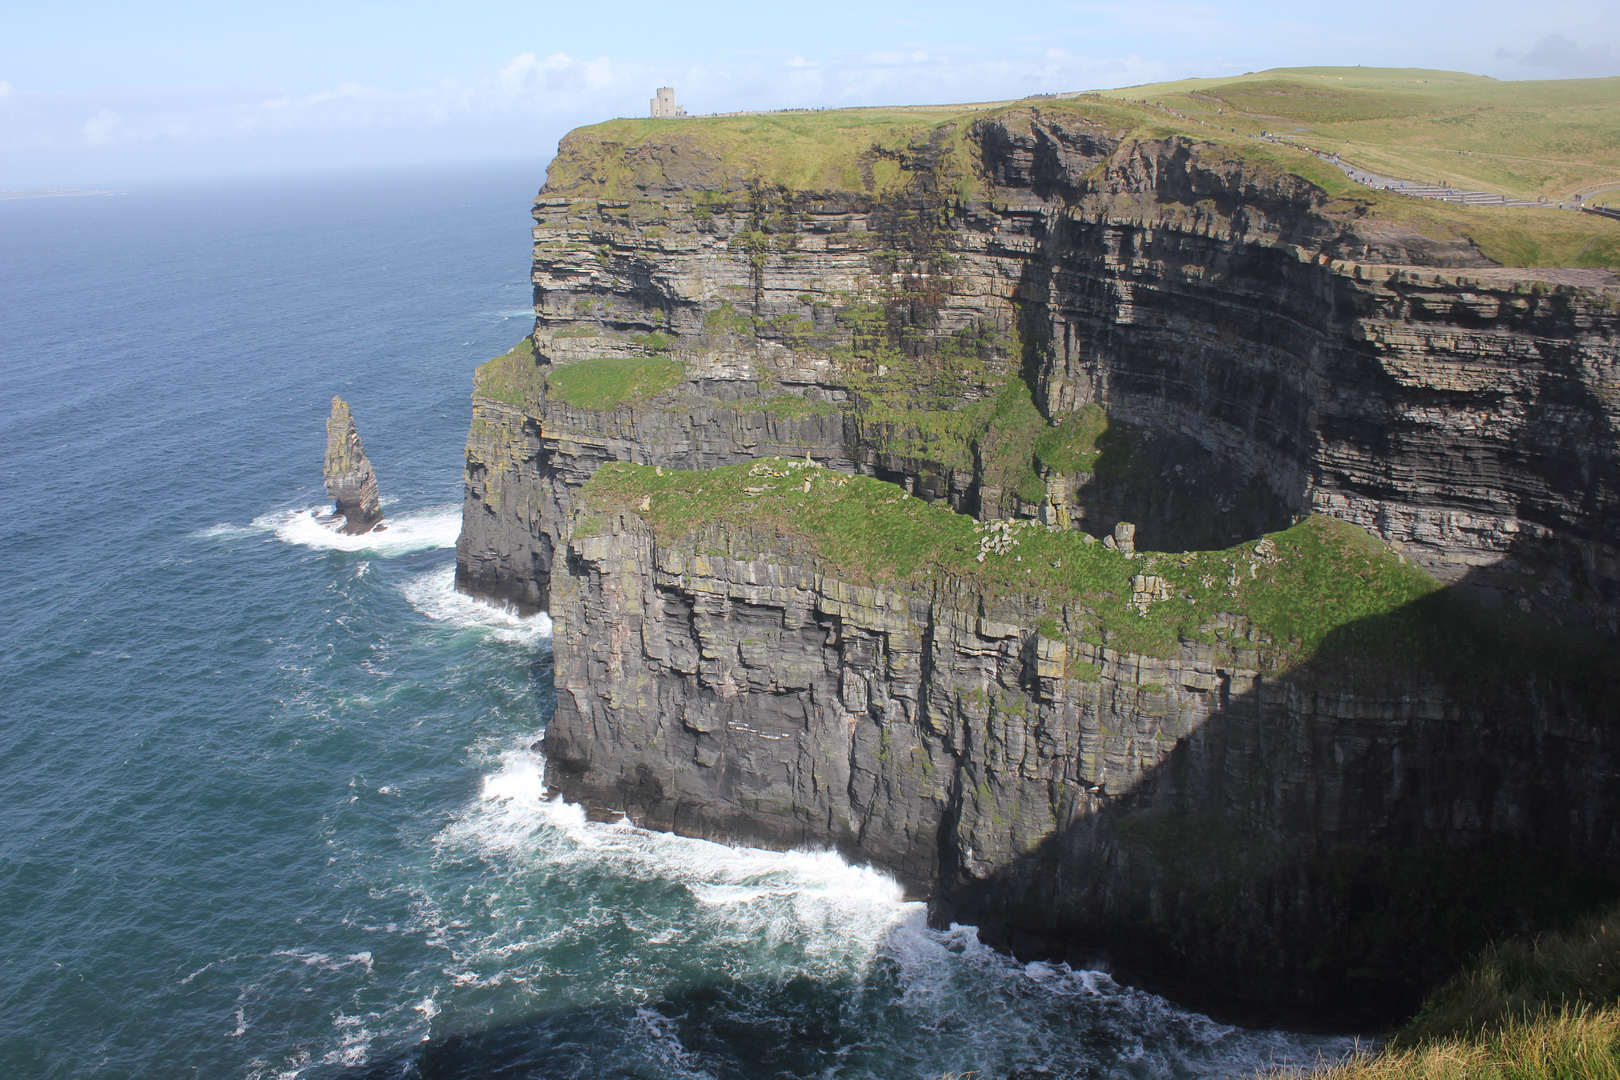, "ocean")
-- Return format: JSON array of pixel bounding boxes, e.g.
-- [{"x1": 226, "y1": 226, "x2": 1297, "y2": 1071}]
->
[{"x1": 0, "y1": 163, "x2": 1353, "y2": 1079}]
